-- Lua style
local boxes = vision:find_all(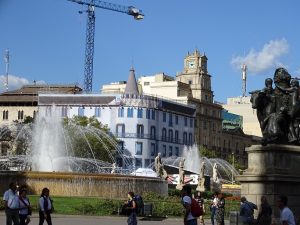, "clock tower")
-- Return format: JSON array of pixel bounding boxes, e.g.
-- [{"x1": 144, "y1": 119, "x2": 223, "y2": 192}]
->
[{"x1": 177, "y1": 49, "x2": 213, "y2": 102}]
